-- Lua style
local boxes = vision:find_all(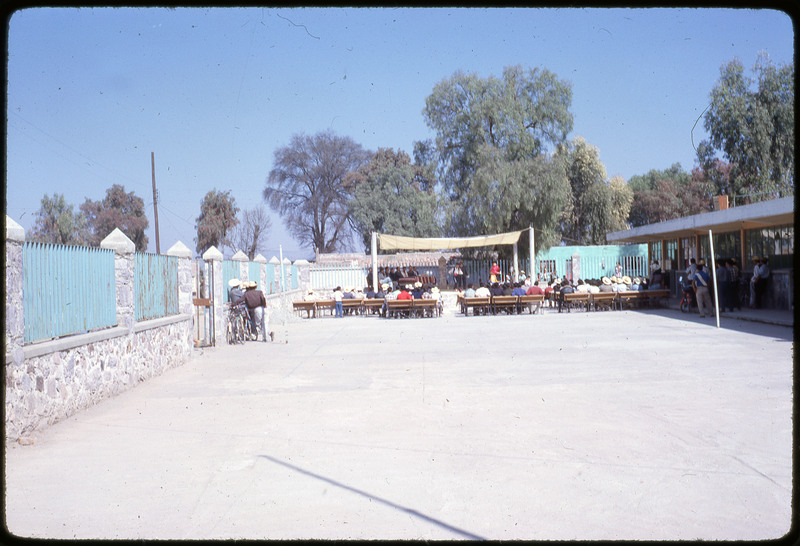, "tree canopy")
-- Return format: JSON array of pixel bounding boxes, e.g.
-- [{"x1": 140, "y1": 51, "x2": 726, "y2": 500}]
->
[
  {"x1": 699, "y1": 54, "x2": 794, "y2": 202},
  {"x1": 422, "y1": 65, "x2": 573, "y2": 252},
  {"x1": 80, "y1": 184, "x2": 149, "y2": 252},
  {"x1": 347, "y1": 148, "x2": 440, "y2": 252},
  {"x1": 627, "y1": 164, "x2": 712, "y2": 227},
  {"x1": 195, "y1": 189, "x2": 239, "y2": 255},
  {"x1": 264, "y1": 130, "x2": 371, "y2": 254},
  {"x1": 556, "y1": 137, "x2": 633, "y2": 245},
  {"x1": 29, "y1": 193, "x2": 90, "y2": 246}
]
